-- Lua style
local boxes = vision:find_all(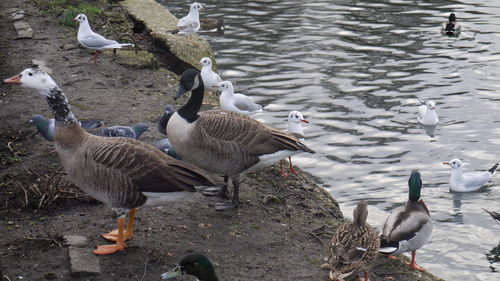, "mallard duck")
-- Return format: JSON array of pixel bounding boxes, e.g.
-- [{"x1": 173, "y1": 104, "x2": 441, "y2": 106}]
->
[
  {"x1": 200, "y1": 18, "x2": 224, "y2": 32},
  {"x1": 161, "y1": 254, "x2": 218, "y2": 281},
  {"x1": 4, "y1": 69, "x2": 214, "y2": 255},
  {"x1": 199, "y1": 57, "x2": 223, "y2": 92},
  {"x1": 443, "y1": 159, "x2": 498, "y2": 192},
  {"x1": 176, "y1": 2, "x2": 203, "y2": 35},
  {"x1": 379, "y1": 171, "x2": 433, "y2": 271},
  {"x1": 417, "y1": 99, "x2": 439, "y2": 126},
  {"x1": 329, "y1": 201, "x2": 379, "y2": 281},
  {"x1": 441, "y1": 13, "x2": 462, "y2": 37},
  {"x1": 218, "y1": 81, "x2": 263, "y2": 116},
  {"x1": 279, "y1": 110, "x2": 309, "y2": 177},
  {"x1": 483, "y1": 209, "x2": 500, "y2": 225}
]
